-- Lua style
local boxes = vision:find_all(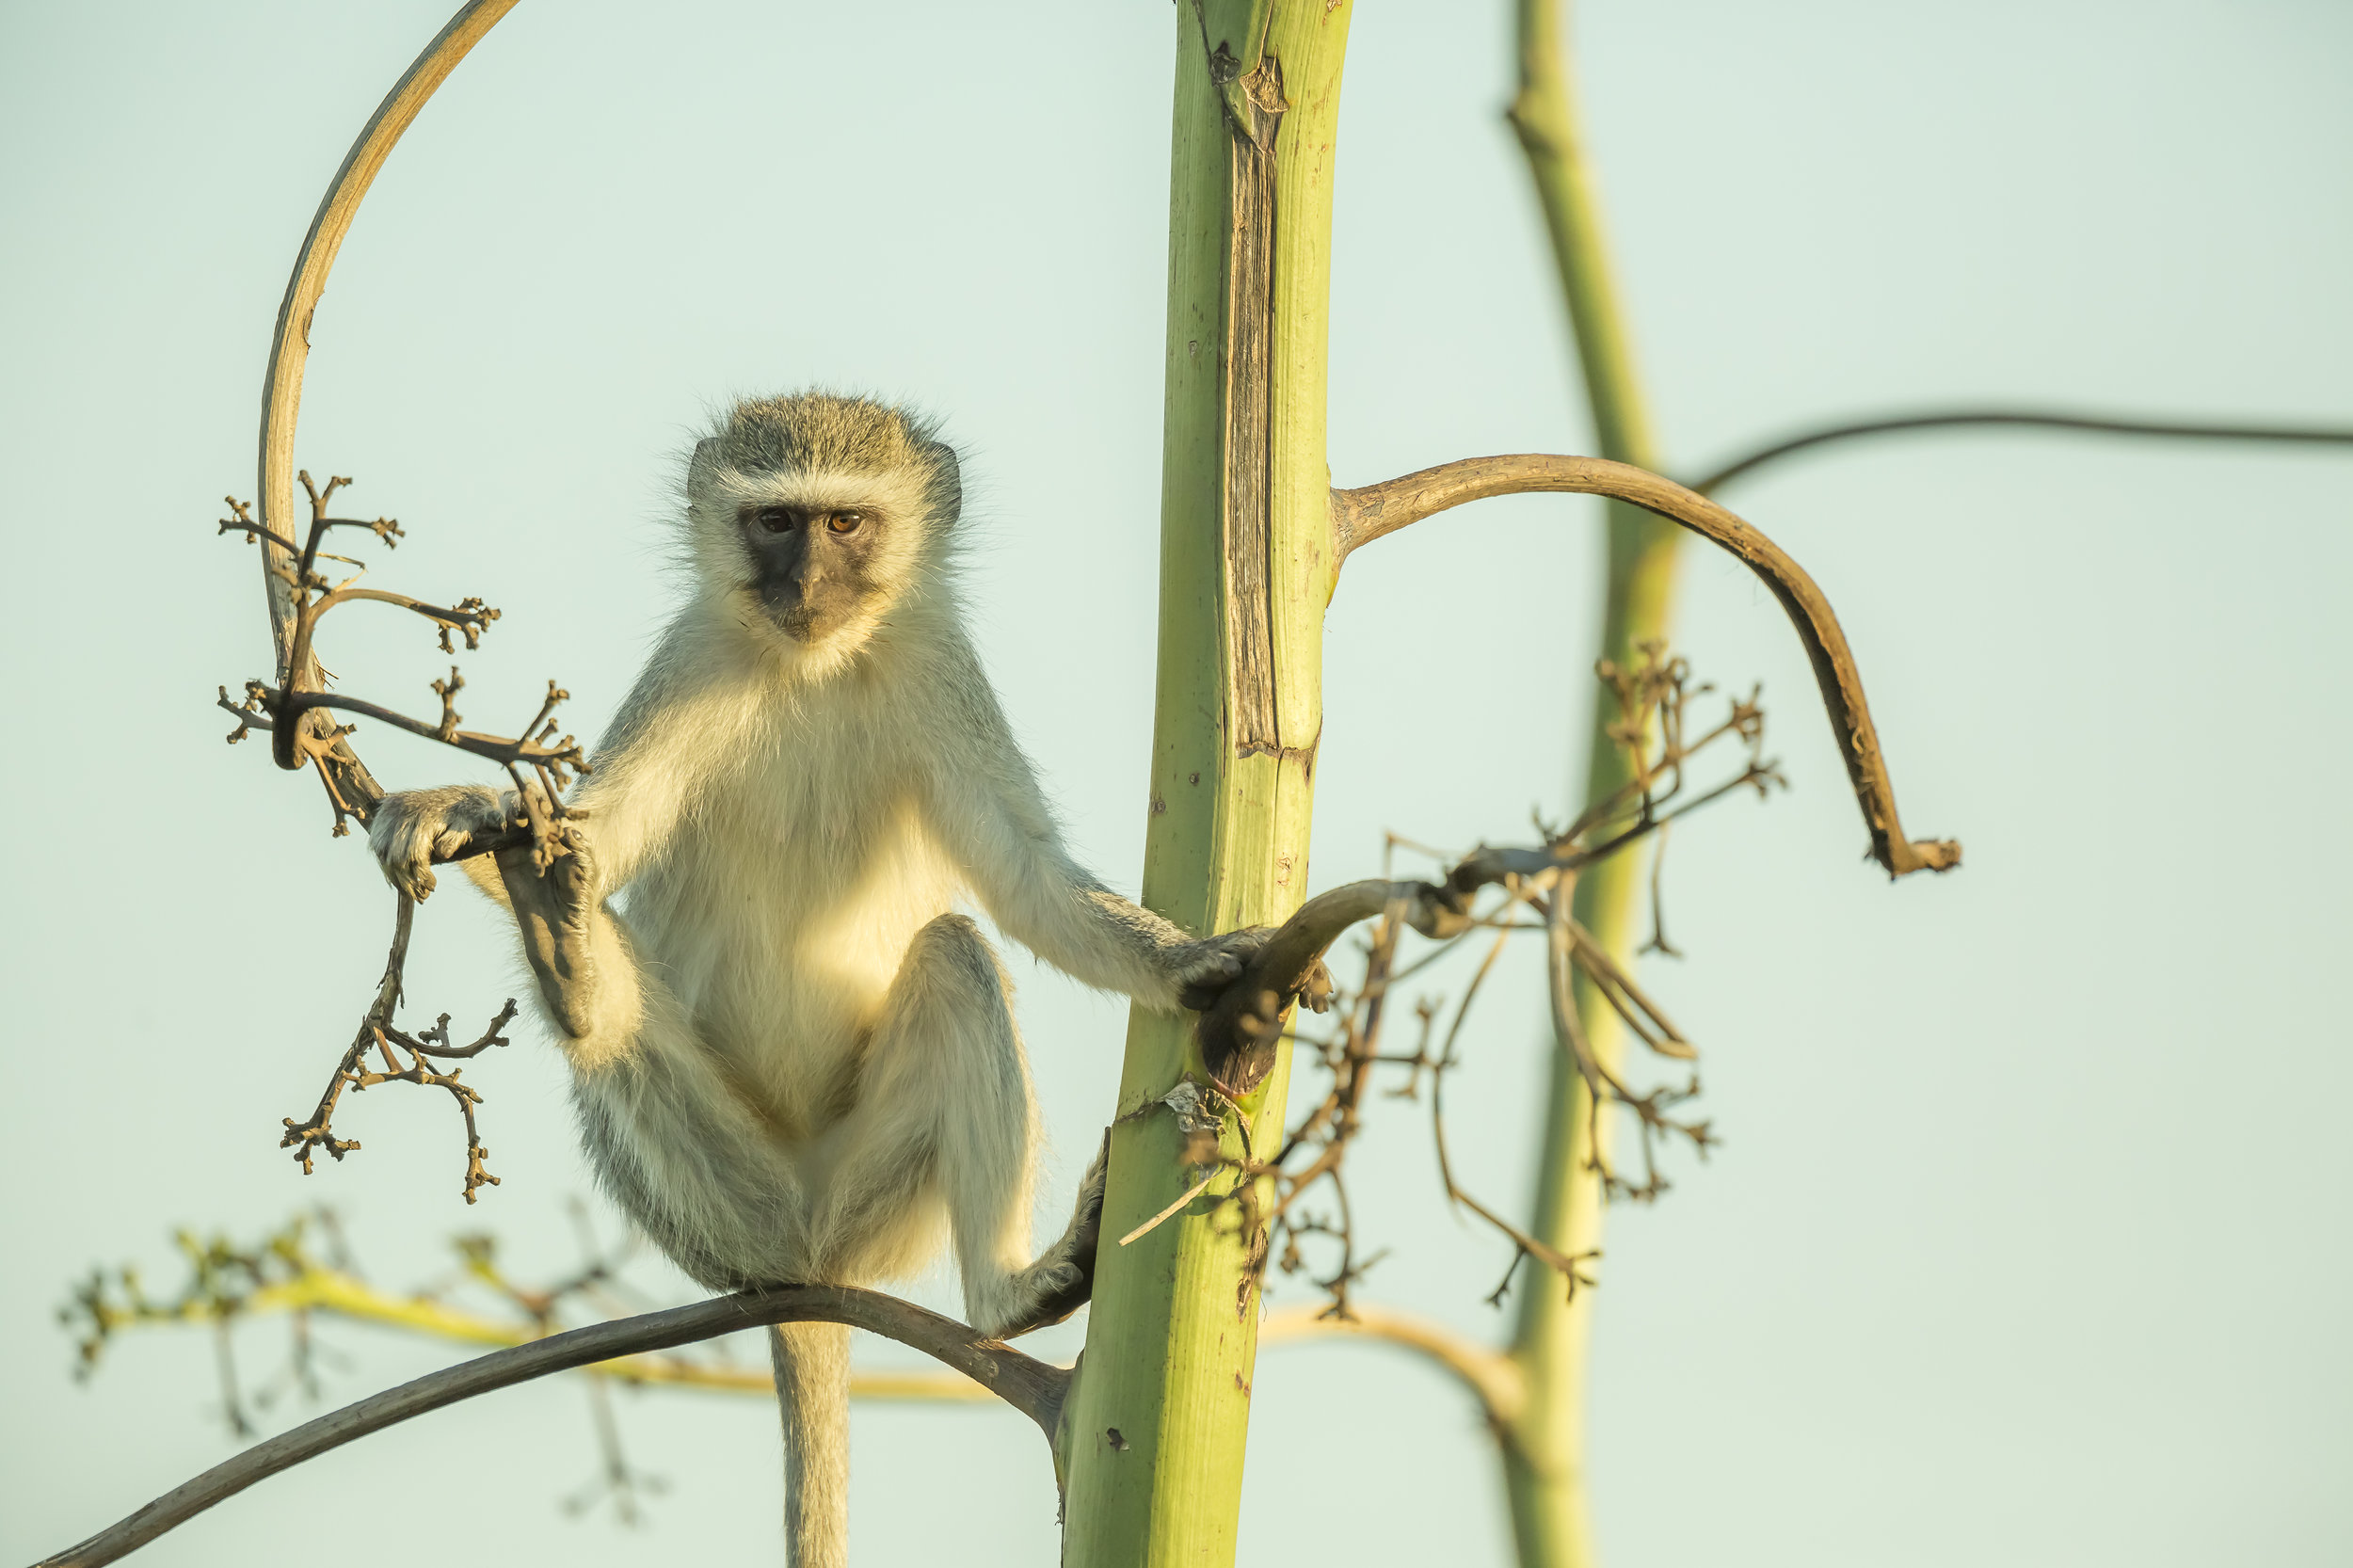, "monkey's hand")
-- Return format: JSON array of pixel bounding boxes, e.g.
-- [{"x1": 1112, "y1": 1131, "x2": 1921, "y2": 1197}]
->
[
  {"x1": 368, "y1": 784, "x2": 512, "y2": 901},
  {"x1": 1168, "y1": 928, "x2": 1270, "y2": 1011},
  {"x1": 1170, "y1": 928, "x2": 1335, "y2": 1016},
  {"x1": 491, "y1": 828, "x2": 602, "y2": 1040}
]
